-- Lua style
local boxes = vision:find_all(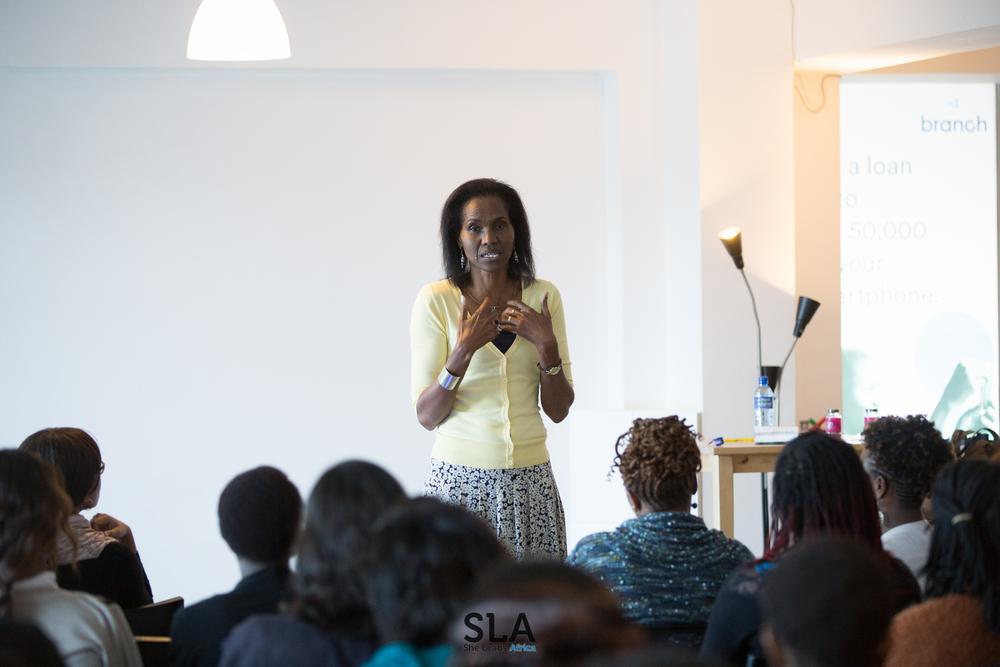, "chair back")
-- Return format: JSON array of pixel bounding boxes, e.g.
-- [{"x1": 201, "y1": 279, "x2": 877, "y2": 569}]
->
[
  {"x1": 124, "y1": 596, "x2": 184, "y2": 637},
  {"x1": 135, "y1": 635, "x2": 170, "y2": 667}
]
